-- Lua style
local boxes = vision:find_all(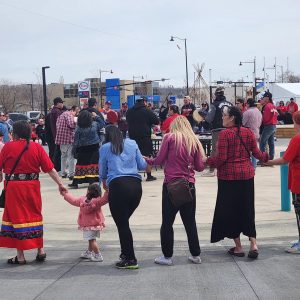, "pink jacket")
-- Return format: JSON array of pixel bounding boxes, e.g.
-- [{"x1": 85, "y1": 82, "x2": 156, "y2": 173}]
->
[{"x1": 63, "y1": 191, "x2": 108, "y2": 230}]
